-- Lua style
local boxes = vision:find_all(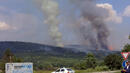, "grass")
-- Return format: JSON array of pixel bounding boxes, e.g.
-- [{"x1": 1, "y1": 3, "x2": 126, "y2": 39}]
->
[
  {"x1": 34, "y1": 67, "x2": 120, "y2": 73},
  {"x1": 34, "y1": 70, "x2": 52, "y2": 73},
  {"x1": 34, "y1": 70, "x2": 97, "y2": 73},
  {"x1": 114, "y1": 71, "x2": 121, "y2": 73},
  {"x1": 34, "y1": 70, "x2": 92, "y2": 73},
  {"x1": 34, "y1": 70, "x2": 121, "y2": 73}
]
